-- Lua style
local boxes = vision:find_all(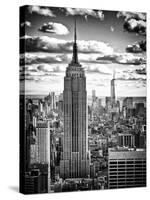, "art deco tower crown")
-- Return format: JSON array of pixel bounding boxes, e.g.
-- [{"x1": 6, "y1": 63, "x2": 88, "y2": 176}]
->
[{"x1": 66, "y1": 20, "x2": 84, "y2": 78}]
